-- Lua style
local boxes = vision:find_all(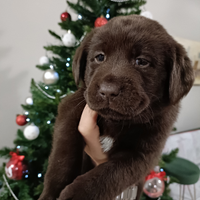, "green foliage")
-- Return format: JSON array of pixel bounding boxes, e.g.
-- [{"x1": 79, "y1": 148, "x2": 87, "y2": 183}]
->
[
  {"x1": 14, "y1": 181, "x2": 33, "y2": 200},
  {"x1": 0, "y1": 148, "x2": 15, "y2": 159},
  {"x1": 33, "y1": 182, "x2": 44, "y2": 197},
  {"x1": 48, "y1": 30, "x2": 62, "y2": 41},
  {"x1": 58, "y1": 20, "x2": 85, "y2": 39},
  {"x1": 44, "y1": 45, "x2": 76, "y2": 58},
  {"x1": 162, "y1": 148, "x2": 179, "y2": 164},
  {"x1": 36, "y1": 64, "x2": 50, "y2": 71}
]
